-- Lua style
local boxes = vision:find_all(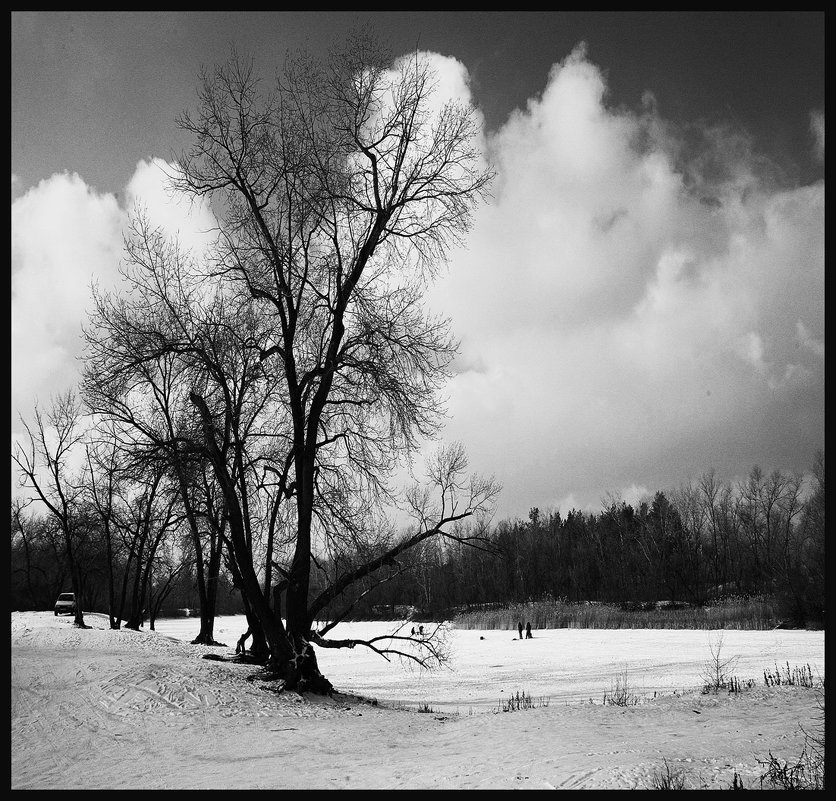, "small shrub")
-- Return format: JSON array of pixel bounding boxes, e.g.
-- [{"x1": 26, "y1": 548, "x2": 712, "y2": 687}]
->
[
  {"x1": 416, "y1": 702, "x2": 436, "y2": 713},
  {"x1": 700, "y1": 632, "x2": 739, "y2": 692},
  {"x1": 730, "y1": 772, "x2": 746, "y2": 789},
  {"x1": 720, "y1": 675, "x2": 755, "y2": 695},
  {"x1": 603, "y1": 671, "x2": 640, "y2": 706},
  {"x1": 495, "y1": 689, "x2": 549, "y2": 712},
  {"x1": 758, "y1": 747, "x2": 824, "y2": 790},
  {"x1": 648, "y1": 759, "x2": 688, "y2": 790},
  {"x1": 649, "y1": 764, "x2": 754, "y2": 789}
]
